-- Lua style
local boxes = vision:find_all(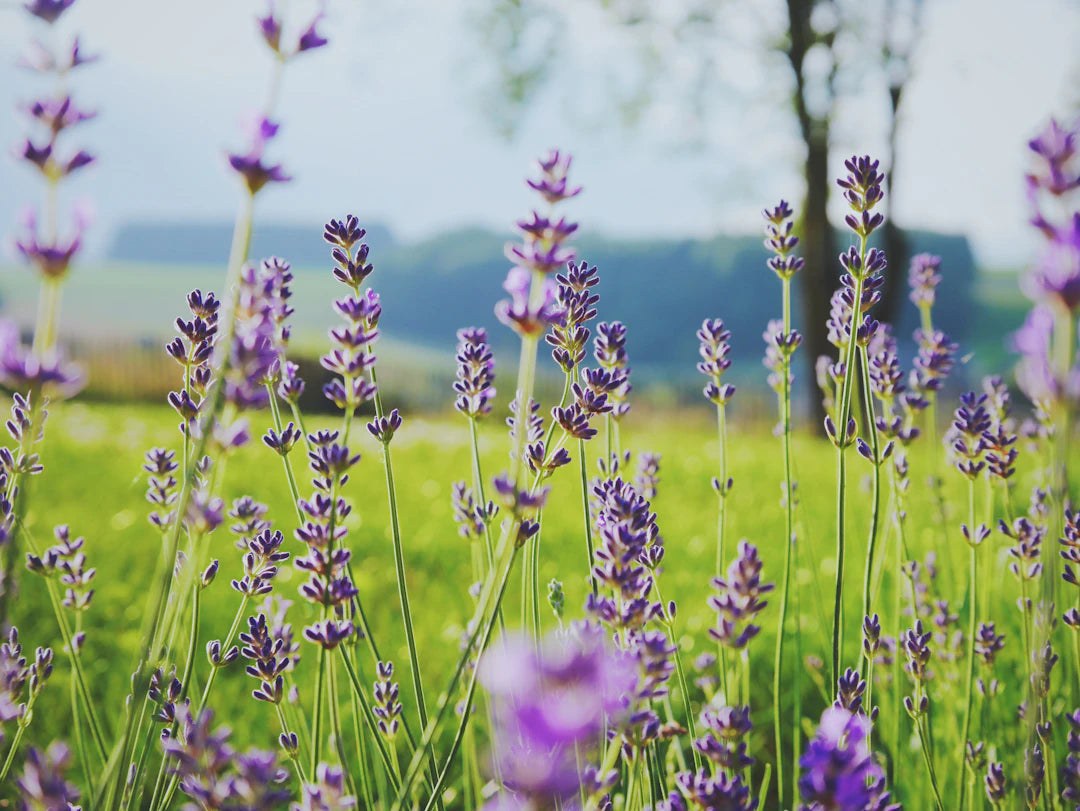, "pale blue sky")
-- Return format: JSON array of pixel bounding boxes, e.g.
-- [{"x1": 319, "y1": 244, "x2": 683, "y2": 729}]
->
[{"x1": 0, "y1": 0, "x2": 1077, "y2": 267}]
